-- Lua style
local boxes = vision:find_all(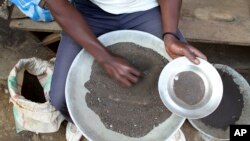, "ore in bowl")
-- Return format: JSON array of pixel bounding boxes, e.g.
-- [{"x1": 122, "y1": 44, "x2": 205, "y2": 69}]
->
[{"x1": 158, "y1": 57, "x2": 223, "y2": 119}]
